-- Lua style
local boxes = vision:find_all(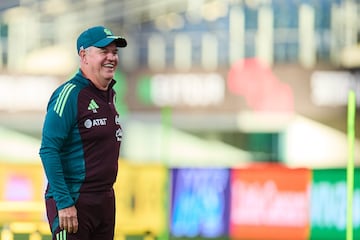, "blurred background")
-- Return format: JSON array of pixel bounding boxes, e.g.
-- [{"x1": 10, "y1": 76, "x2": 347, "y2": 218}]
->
[{"x1": 0, "y1": 0, "x2": 360, "y2": 239}]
